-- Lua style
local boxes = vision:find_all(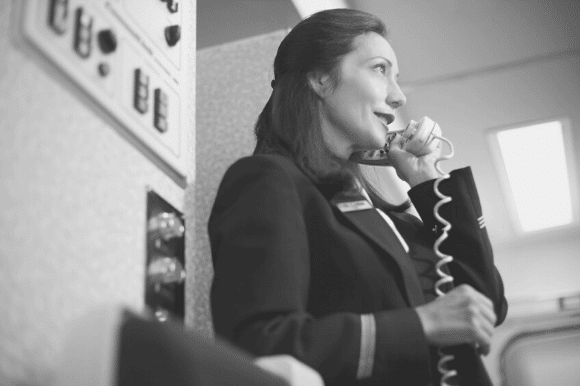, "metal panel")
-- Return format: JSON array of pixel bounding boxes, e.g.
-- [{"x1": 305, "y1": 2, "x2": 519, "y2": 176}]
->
[{"x1": 18, "y1": 0, "x2": 192, "y2": 186}]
